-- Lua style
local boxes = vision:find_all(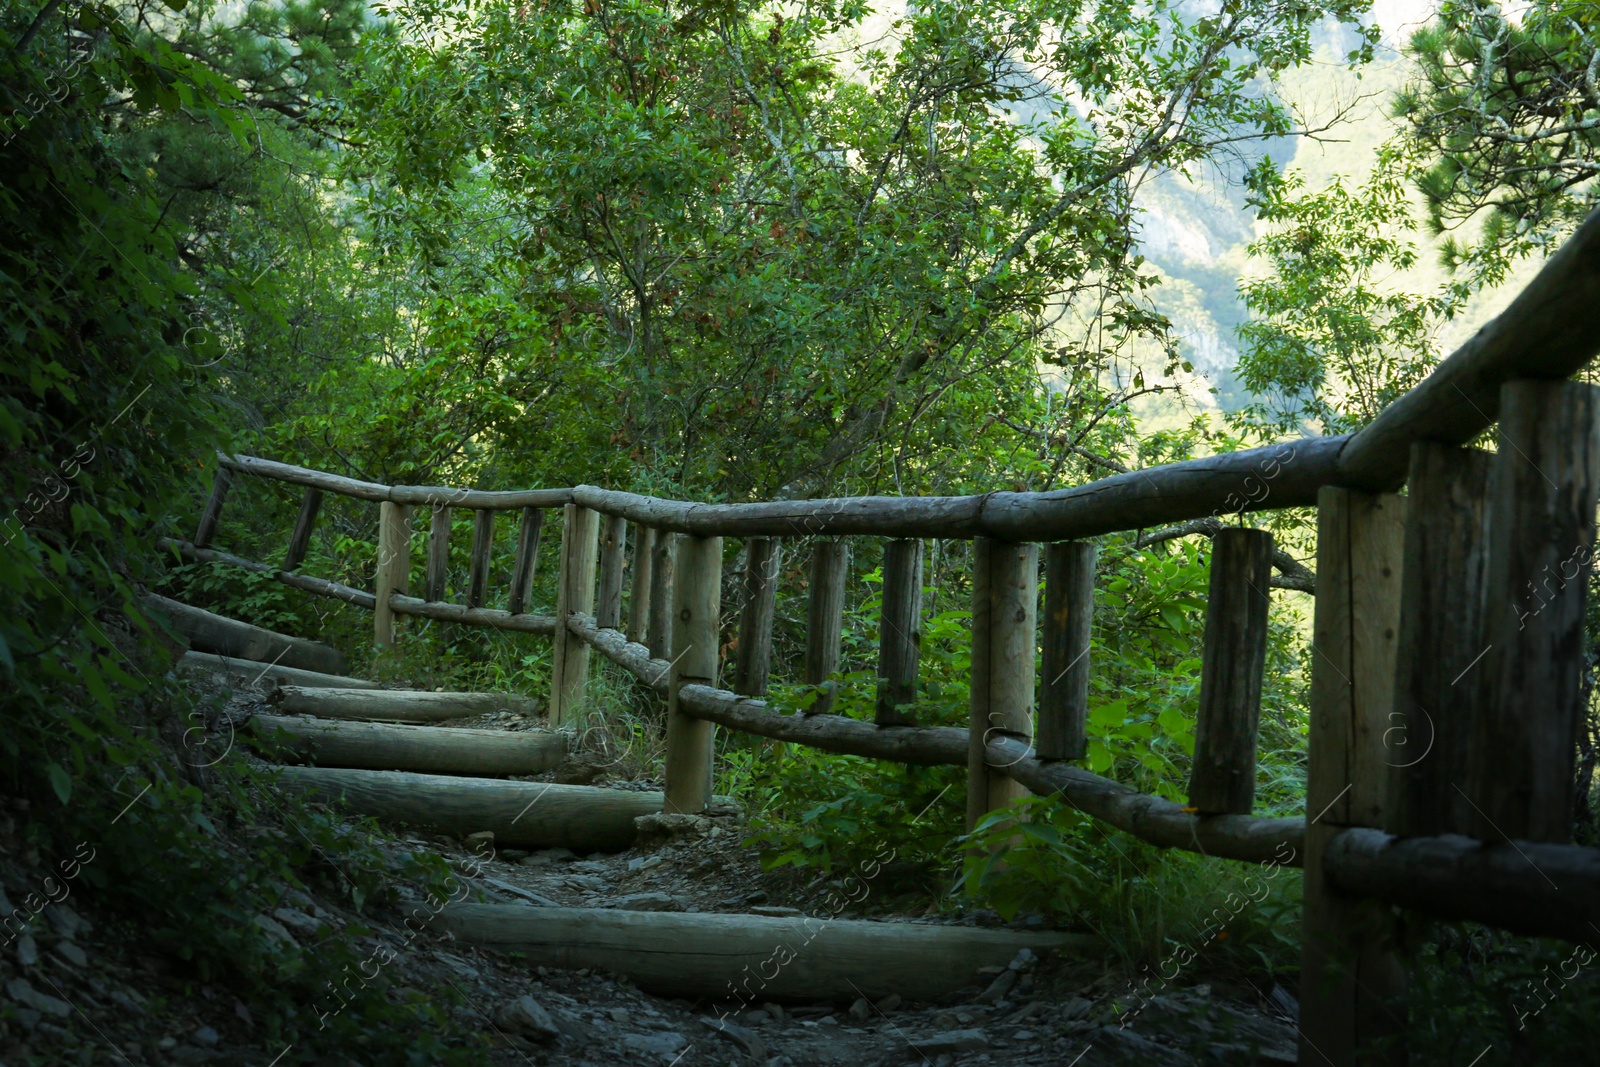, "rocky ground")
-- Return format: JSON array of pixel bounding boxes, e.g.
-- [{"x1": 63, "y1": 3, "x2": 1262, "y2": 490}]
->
[{"x1": 0, "y1": 675, "x2": 1304, "y2": 1066}]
